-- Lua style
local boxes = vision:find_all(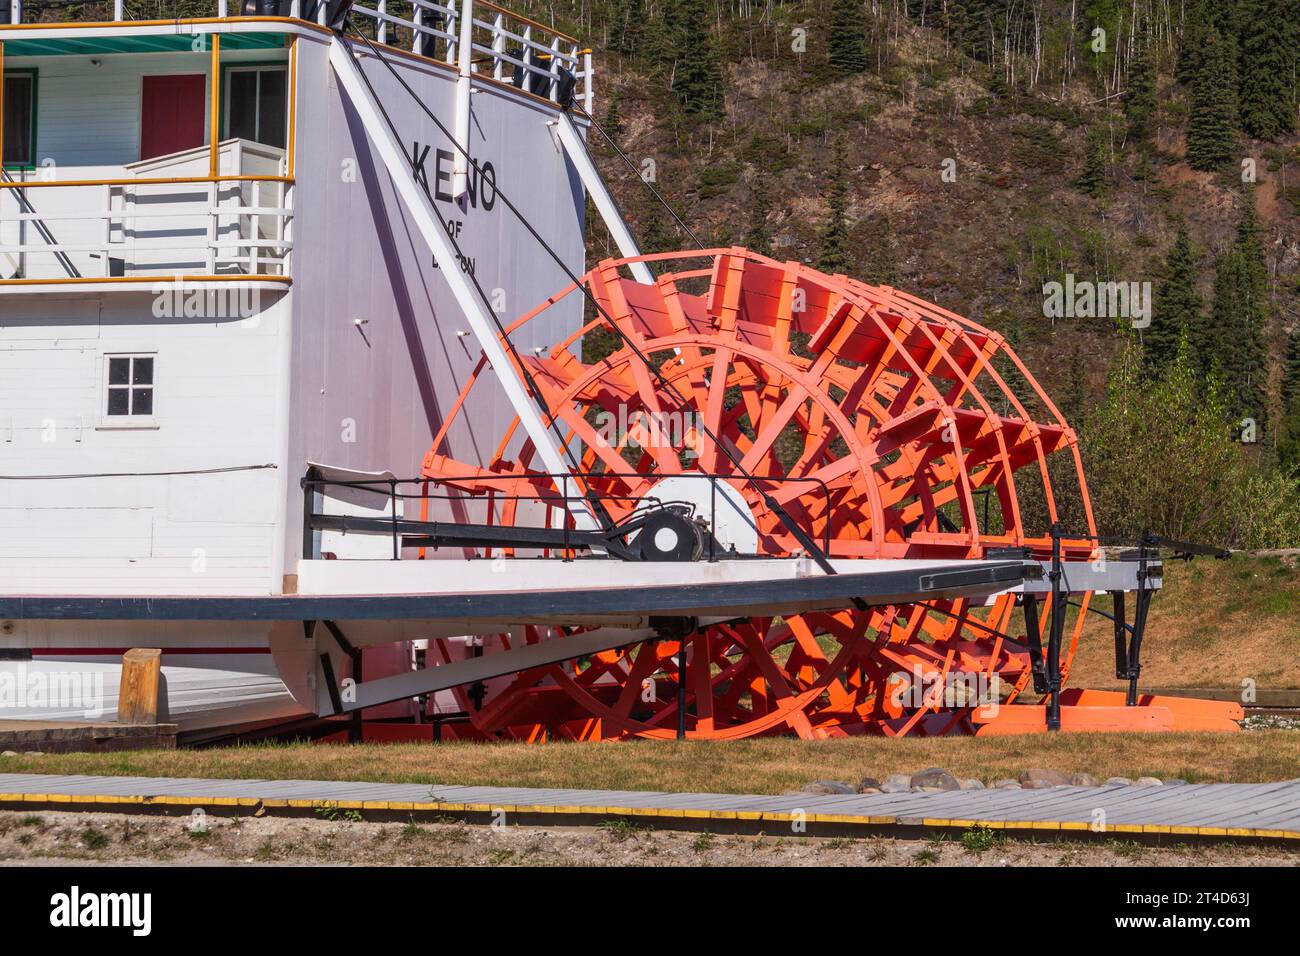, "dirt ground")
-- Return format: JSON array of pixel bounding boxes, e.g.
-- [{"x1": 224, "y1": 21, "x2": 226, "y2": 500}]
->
[{"x1": 0, "y1": 810, "x2": 1294, "y2": 867}]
